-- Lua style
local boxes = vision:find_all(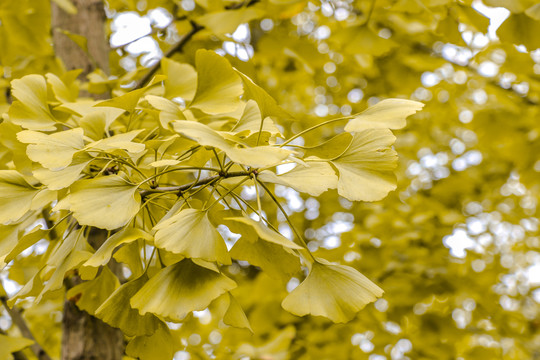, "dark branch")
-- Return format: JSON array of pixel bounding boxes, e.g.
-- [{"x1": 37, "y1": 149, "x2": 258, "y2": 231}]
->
[
  {"x1": 134, "y1": 21, "x2": 204, "y2": 90},
  {"x1": 139, "y1": 170, "x2": 252, "y2": 197},
  {"x1": 1, "y1": 297, "x2": 52, "y2": 360}
]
